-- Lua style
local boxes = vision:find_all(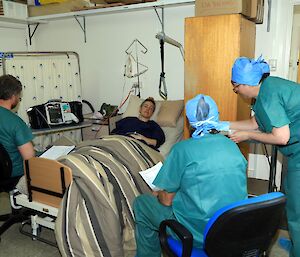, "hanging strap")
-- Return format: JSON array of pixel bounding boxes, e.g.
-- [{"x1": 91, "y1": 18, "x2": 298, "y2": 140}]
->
[{"x1": 159, "y1": 39, "x2": 167, "y2": 100}]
